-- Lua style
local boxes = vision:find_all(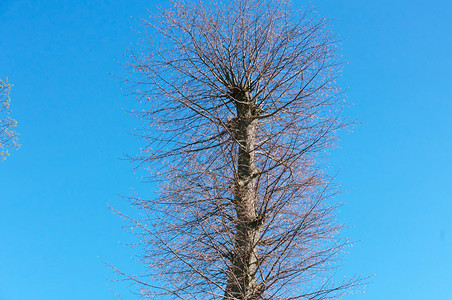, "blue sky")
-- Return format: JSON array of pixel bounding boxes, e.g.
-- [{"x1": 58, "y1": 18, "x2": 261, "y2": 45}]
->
[{"x1": 0, "y1": 0, "x2": 451, "y2": 299}]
